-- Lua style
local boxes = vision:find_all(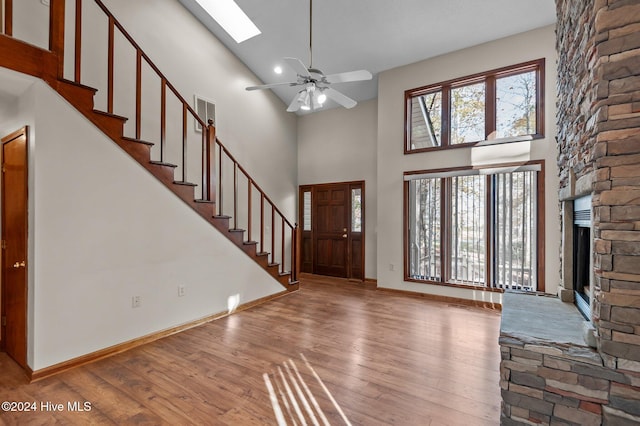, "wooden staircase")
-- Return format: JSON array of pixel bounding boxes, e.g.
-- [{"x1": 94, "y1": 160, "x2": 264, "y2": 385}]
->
[{"x1": 0, "y1": 0, "x2": 298, "y2": 290}]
